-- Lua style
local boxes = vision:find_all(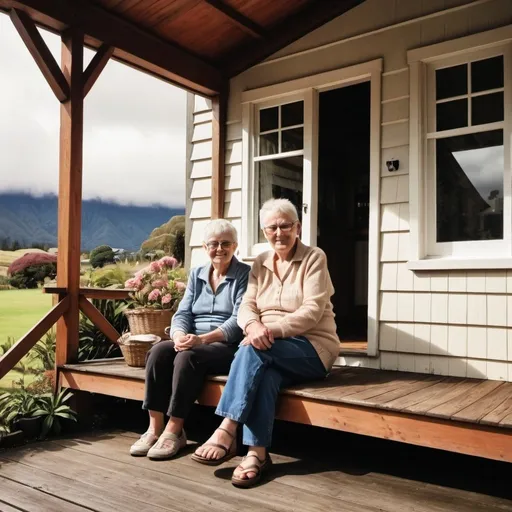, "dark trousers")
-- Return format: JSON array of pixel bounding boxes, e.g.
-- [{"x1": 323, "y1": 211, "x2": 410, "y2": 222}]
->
[{"x1": 143, "y1": 340, "x2": 237, "y2": 419}]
